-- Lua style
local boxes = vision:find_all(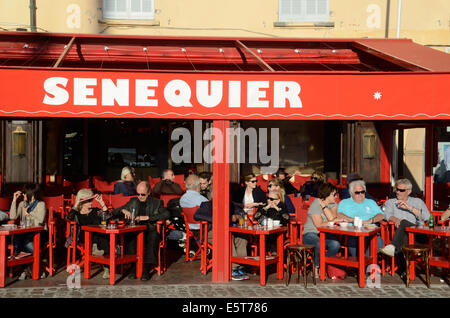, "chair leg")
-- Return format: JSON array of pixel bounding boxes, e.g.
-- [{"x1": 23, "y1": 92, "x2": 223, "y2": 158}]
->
[
  {"x1": 311, "y1": 249, "x2": 316, "y2": 285},
  {"x1": 302, "y1": 250, "x2": 308, "y2": 288},
  {"x1": 285, "y1": 251, "x2": 291, "y2": 286},
  {"x1": 425, "y1": 251, "x2": 431, "y2": 288},
  {"x1": 404, "y1": 251, "x2": 410, "y2": 288}
]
